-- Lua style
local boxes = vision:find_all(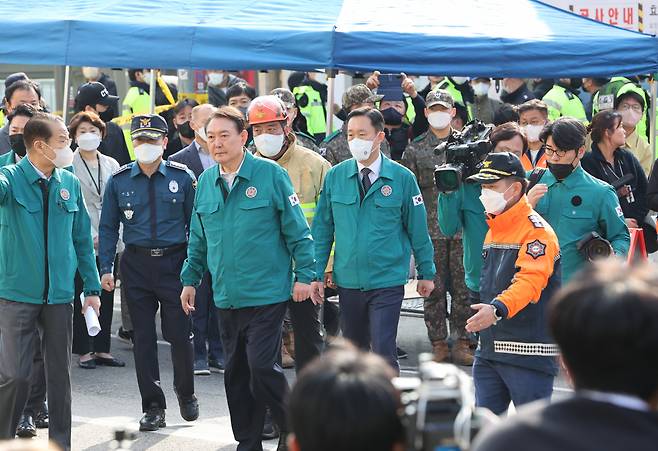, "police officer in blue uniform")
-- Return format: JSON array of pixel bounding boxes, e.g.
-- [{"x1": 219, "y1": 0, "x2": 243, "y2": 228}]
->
[{"x1": 98, "y1": 114, "x2": 199, "y2": 431}]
